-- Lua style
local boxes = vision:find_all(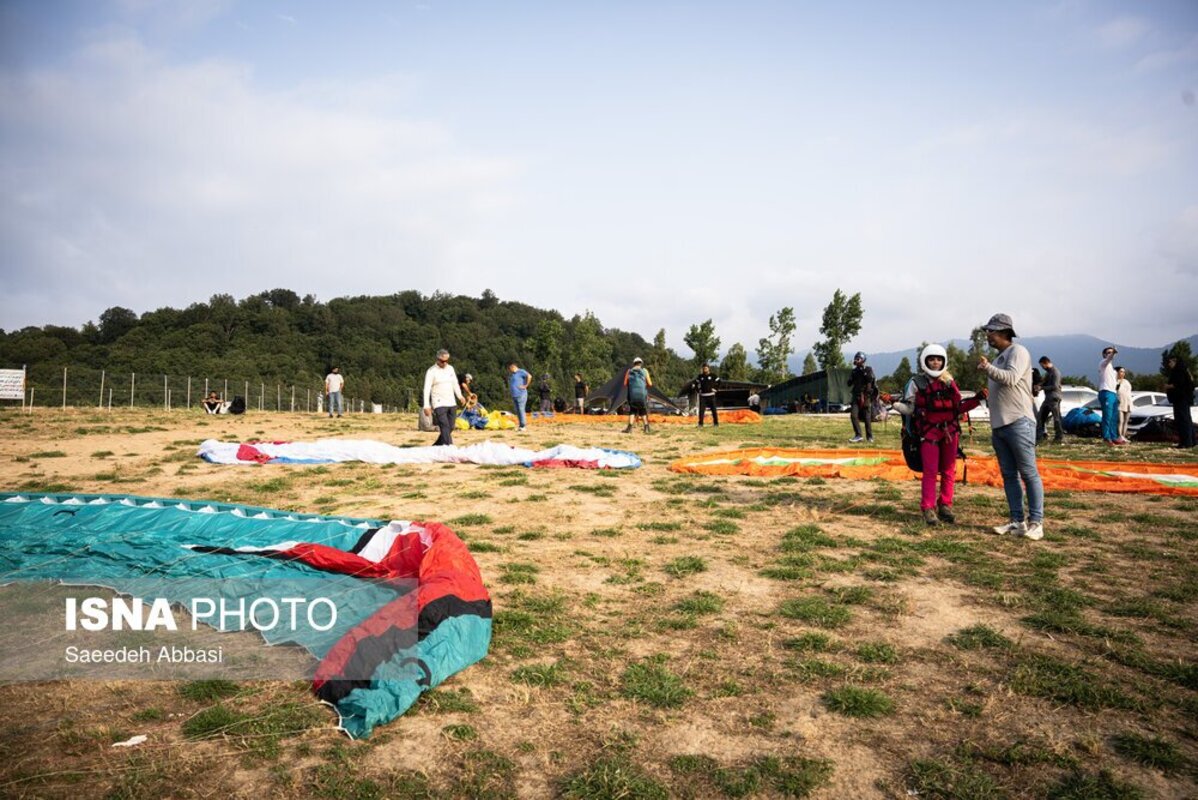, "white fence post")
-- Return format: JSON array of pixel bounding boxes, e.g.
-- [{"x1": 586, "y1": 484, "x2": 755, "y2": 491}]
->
[
  {"x1": 130, "y1": 373, "x2": 136, "y2": 408},
  {"x1": 62, "y1": 367, "x2": 67, "y2": 409}
]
